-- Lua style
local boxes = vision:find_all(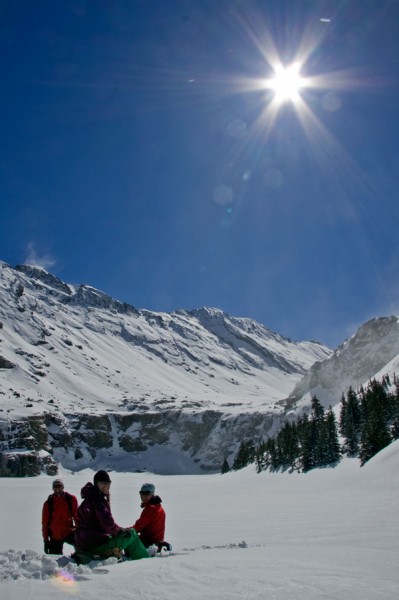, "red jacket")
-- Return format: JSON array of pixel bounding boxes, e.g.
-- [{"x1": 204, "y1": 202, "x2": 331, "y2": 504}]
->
[
  {"x1": 42, "y1": 492, "x2": 78, "y2": 541},
  {"x1": 132, "y1": 495, "x2": 165, "y2": 547}
]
